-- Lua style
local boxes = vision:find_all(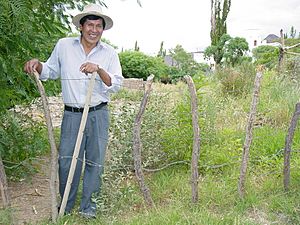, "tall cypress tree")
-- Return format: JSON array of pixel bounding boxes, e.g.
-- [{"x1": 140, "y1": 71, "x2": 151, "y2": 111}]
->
[{"x1": 210, "y1": 0, "x2": 231, "y2": 65}]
